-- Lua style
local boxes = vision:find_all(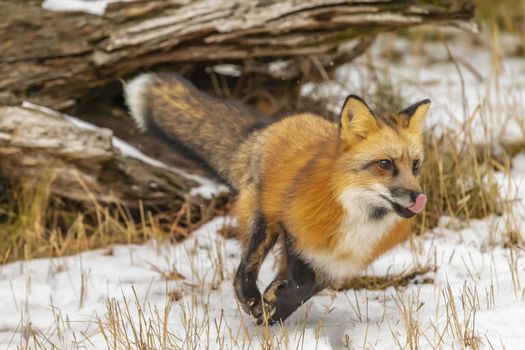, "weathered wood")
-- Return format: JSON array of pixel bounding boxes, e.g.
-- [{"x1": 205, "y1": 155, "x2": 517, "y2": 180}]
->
[
  {"x1": 0, "y1": 105, "x2": 207, "y2": 207},
  {"x1": 1, "y1": 0, "x2": 475, "y2": 109}
]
